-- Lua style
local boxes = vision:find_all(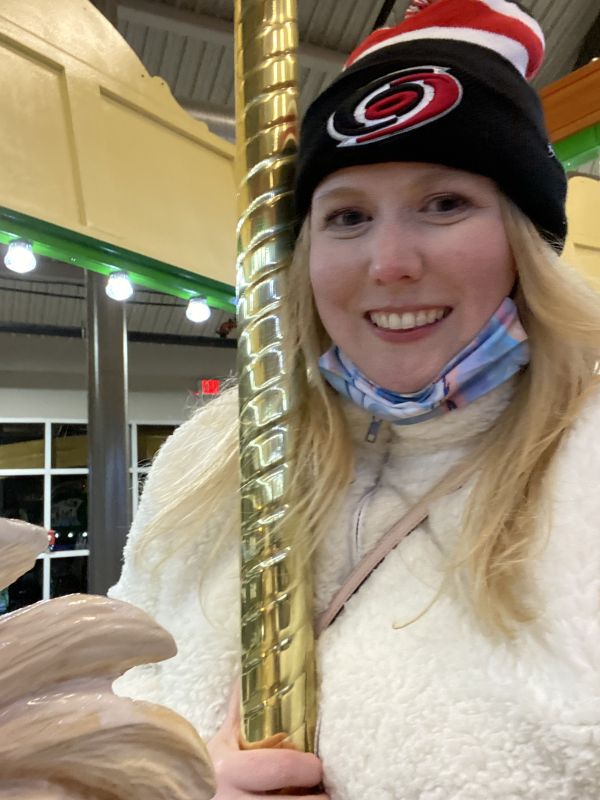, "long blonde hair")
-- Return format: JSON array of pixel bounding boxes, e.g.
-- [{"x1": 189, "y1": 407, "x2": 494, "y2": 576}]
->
[{"x1": 136, "y1": 196, "x2": 600, "y2": 635}]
